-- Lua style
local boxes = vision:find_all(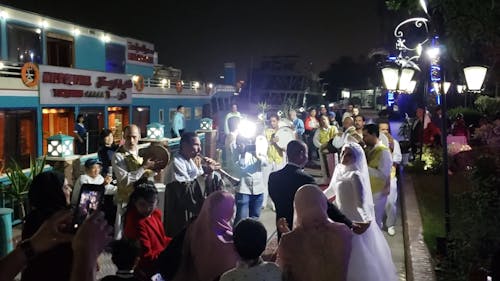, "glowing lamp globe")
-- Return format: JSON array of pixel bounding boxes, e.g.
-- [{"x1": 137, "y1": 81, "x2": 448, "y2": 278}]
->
[
  {"x1": 200, "y1": 118, "x2": 213, "y2": 130},
  {"x1": 463, "y1": 66, "x2": 487, "y2": 92},
  {"x1": 47, "y1": 134, "x2": 74, "y2": 157},
  {"x1": 381, "y1": 65, "x2": 399, "y2": 91},
  {"x1": 146, "y1": 122, "x2": 165, "y2": 140}
]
